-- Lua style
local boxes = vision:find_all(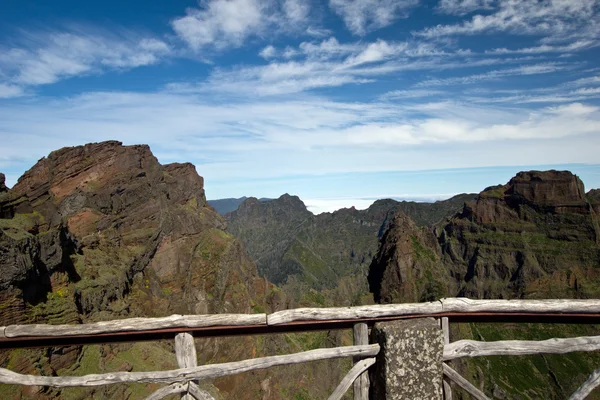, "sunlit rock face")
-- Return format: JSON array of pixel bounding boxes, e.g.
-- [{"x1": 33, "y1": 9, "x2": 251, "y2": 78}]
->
[
  {"x1": 0, "y1": 141, "x2": 276, "y2": 399},
  {"x1": 370, "y1": 170, "x2": 600, "y2": 303}
]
